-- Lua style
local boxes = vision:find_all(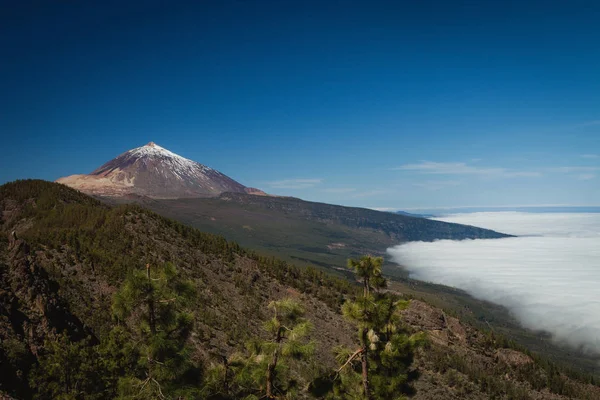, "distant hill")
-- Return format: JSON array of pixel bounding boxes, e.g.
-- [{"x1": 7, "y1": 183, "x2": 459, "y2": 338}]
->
[
  {"x1": 1, "y1": 180, "x2": 599, "y2": 399},
  {"x1": 56, "y1": 142, "x2": 267, "y2": 199},
  {"x1": 126, "y1": 191, "x2": 512, "y2": 270}
]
